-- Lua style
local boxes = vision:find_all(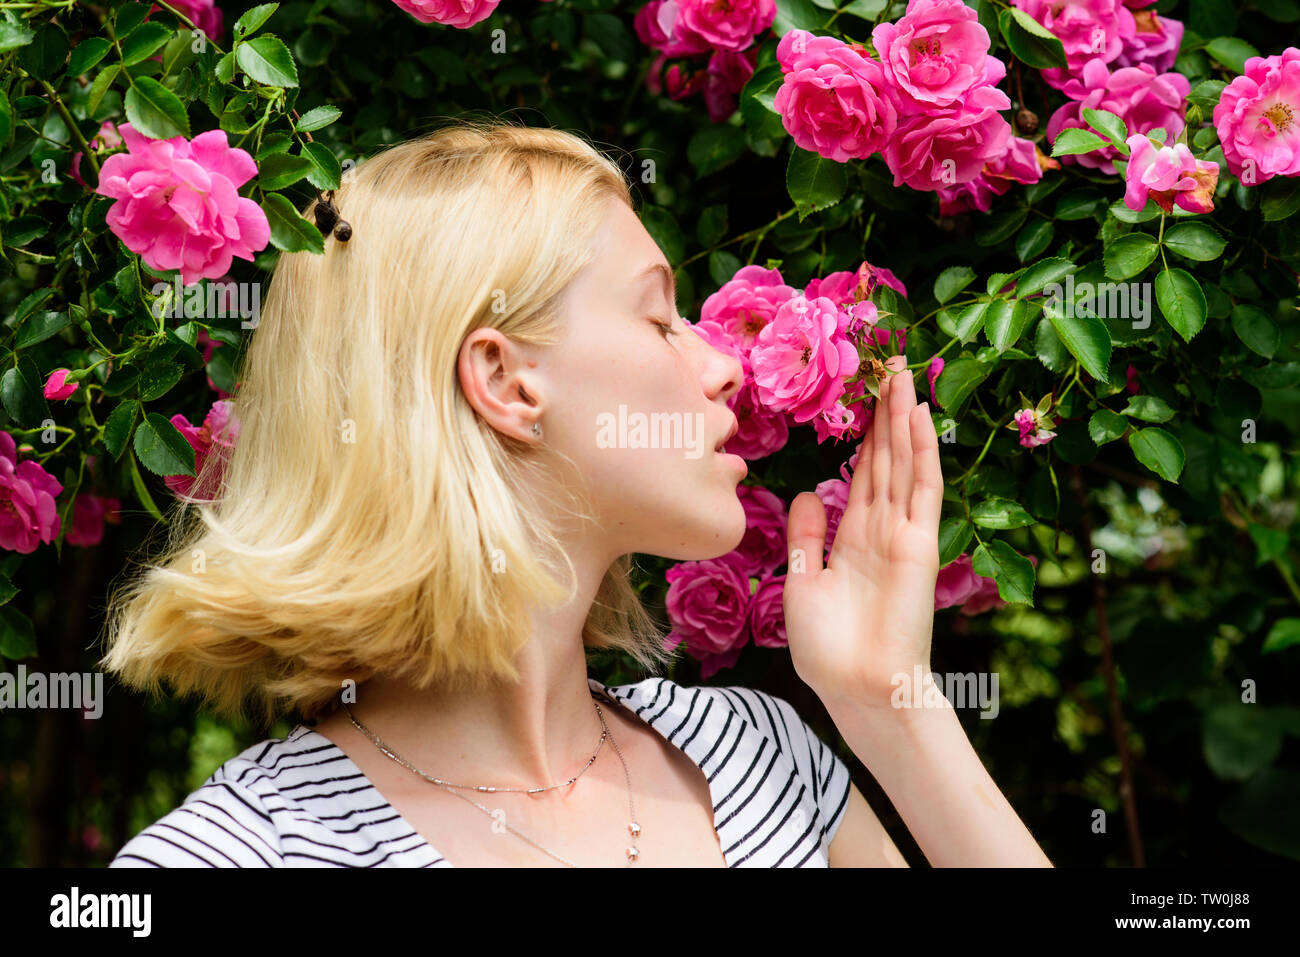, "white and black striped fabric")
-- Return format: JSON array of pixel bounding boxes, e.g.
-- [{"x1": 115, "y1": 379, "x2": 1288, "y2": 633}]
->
[{"x1": 110, "y1": 676, "x2": 853, "y2": 868}]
